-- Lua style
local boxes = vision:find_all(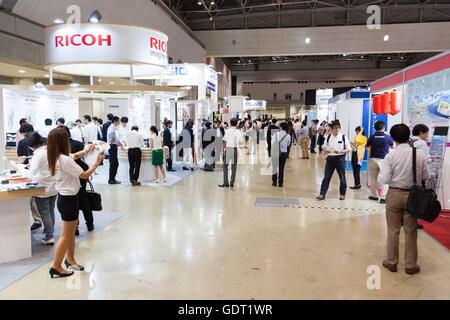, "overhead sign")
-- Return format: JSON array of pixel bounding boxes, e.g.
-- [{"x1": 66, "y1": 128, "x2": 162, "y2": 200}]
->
[
  {"x1": 244, "y1": 100, "x2": 266, "y2": 111},
  {"x1": 44, "y1": 23, "x2": 168, "y2": 77}
]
